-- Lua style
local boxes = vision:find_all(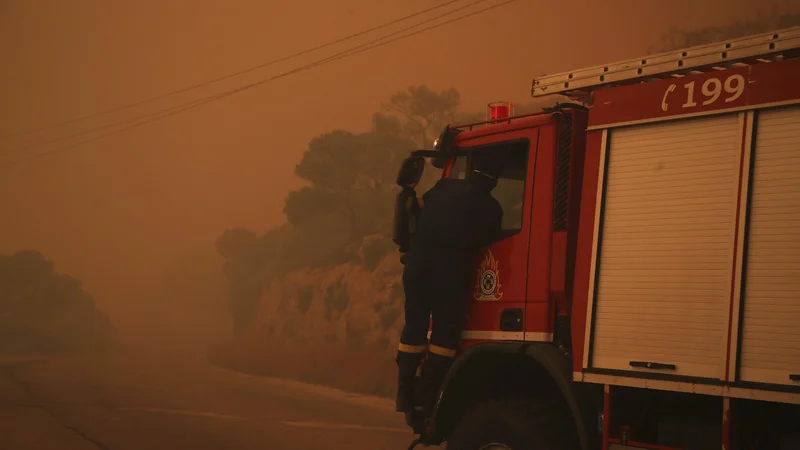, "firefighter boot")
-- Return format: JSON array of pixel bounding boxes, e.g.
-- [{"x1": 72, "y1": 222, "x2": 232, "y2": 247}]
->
[
  {"x1": 417, "y1": 353, "x2": 454, "y2": 423},
  {"x1": 402, "y1": 354, "x2": 451, "y2": 446},
  {"x1": 395, "y1": 351, "x2": 424, "y2": 413},
  {"x1": 405, "y1": 370, "x2": 427, "y2": 433}
]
